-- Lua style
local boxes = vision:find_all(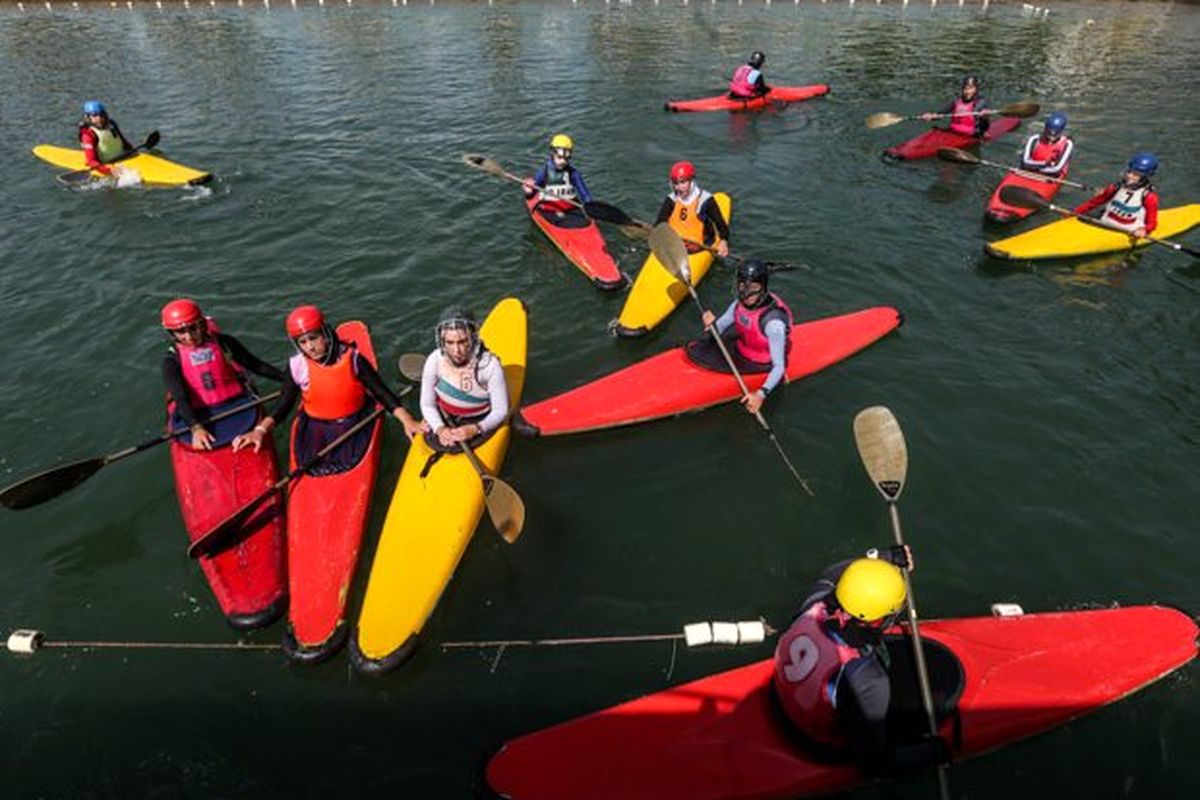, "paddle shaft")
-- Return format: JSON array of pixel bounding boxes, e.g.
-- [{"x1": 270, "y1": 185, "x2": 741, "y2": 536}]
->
[
  {"x1": 682, "y1": 283, "x2": 815, "y2": 497},
  {"x1": 127, "y1": 390, "x2": 283, "y2": 464},
  {"x1": 973, "y1": 156, "x2": 1092, "y2": 191}
]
